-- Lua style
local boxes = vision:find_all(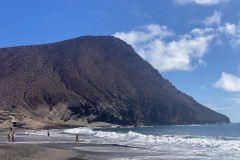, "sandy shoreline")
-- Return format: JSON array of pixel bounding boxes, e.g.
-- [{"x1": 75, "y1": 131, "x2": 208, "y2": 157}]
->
[
  {"x1": 0, "y1": 144, "x2": 83, "y2": 160},
  {"x1": 0, "y1": 128, "x2": 146, "y2": 160},
  {"x1": 0, "y1": 128, "x2": 157, "y2": 160},
  {"x1": 0, "y1": 129, "x2": 84, "y2": 160}
]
